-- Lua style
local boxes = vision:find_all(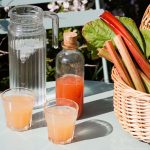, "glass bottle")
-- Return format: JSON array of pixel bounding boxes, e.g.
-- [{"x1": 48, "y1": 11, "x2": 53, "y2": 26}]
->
[
  {"x1": 56, "y1": 32, "x2": 84, "y2": 118},
  {"x1": 8, "y1": 5, "x2": 59, "y2": 108}
]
